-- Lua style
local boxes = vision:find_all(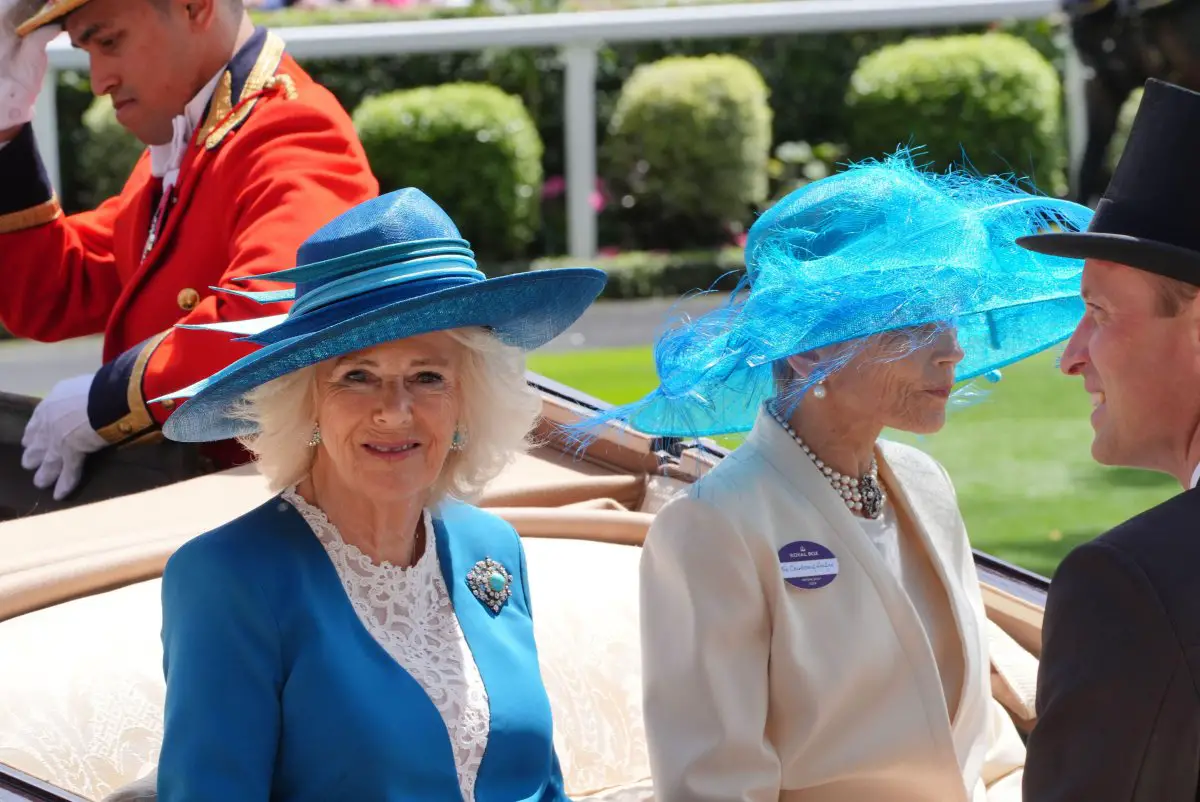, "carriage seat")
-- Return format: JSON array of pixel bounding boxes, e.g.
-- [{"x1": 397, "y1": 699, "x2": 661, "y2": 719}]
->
[
  {"x1": 0, "y1": 483, "x2": 1039, "y2": 802},
  {"x1": 0, "y1": 528, "x2": 655, "y2": 801}
]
